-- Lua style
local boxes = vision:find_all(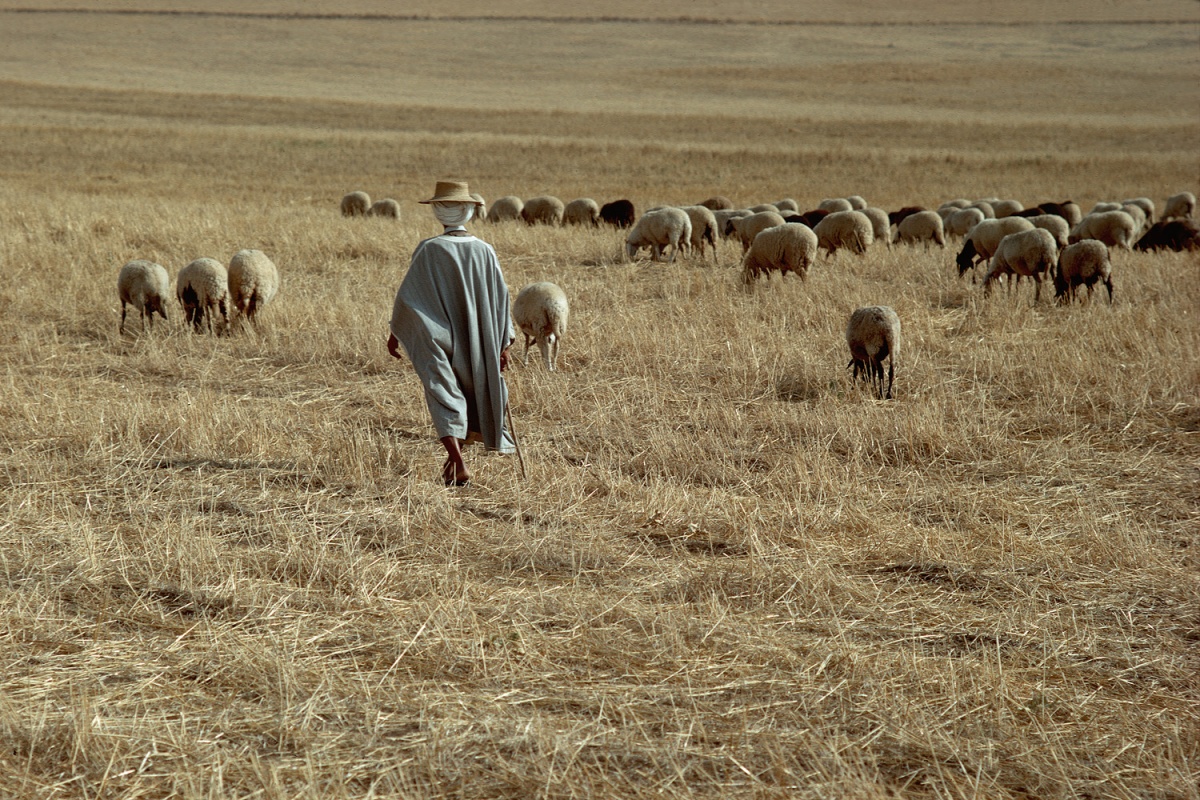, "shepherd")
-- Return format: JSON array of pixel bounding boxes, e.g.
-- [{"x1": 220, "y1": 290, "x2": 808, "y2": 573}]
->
[{"x1": 387, "y1": 180, "x2": 515, "y2": 487}]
